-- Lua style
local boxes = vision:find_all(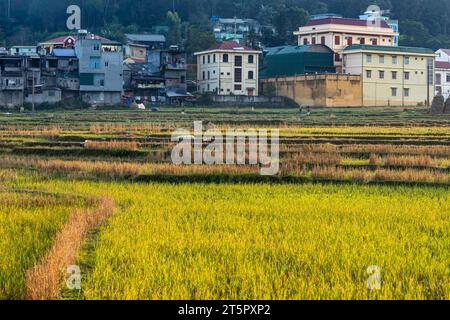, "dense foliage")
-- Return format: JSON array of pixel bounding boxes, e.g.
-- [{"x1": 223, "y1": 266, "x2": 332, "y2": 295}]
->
[{"x1": 1, "y1": 0, "x2": 450, "y2": 50}]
